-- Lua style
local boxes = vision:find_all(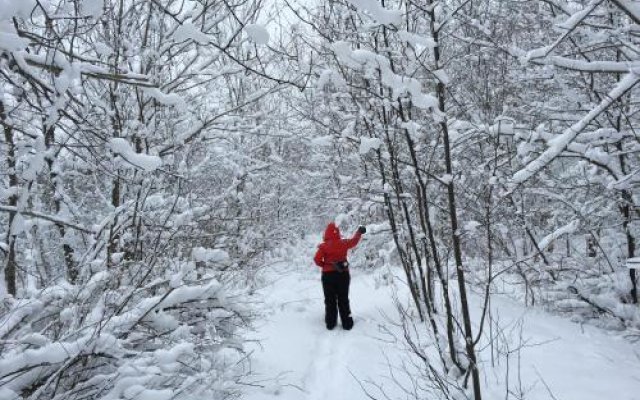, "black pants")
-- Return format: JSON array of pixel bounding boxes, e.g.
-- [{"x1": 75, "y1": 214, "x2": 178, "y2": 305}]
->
[{"x1": 322, "y1": 271, "x2": 353, "y2": 330}]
